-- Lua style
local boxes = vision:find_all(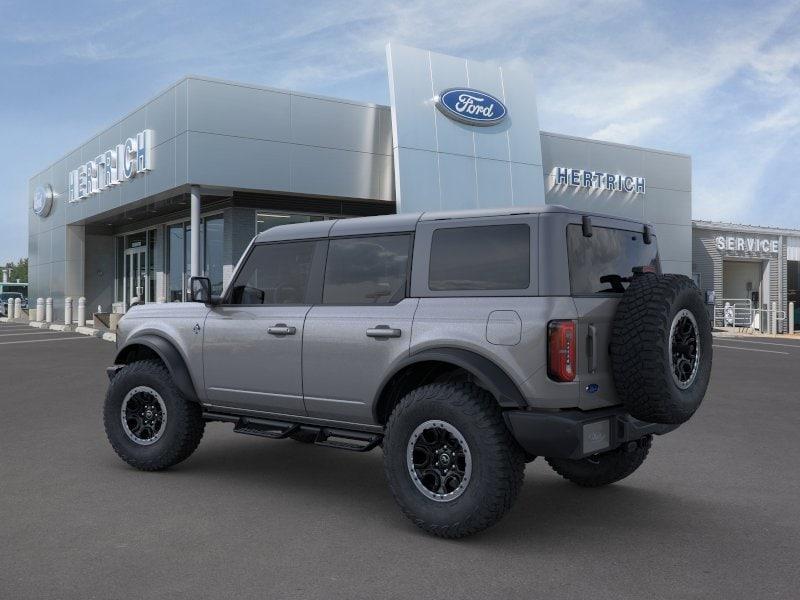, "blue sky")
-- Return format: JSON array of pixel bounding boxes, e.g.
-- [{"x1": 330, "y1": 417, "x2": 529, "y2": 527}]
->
[{"x1": 1, "y1": 0, "x2": 798, "y2": 263}]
